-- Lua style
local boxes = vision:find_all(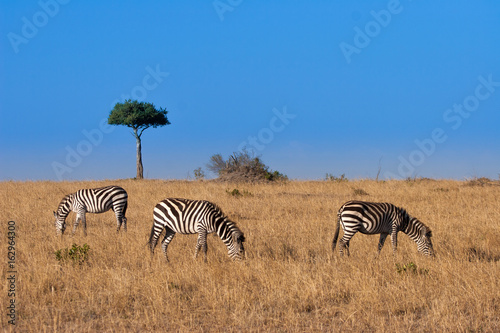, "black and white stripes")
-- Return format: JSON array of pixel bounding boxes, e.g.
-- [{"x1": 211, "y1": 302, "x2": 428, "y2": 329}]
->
[
  {"x1": 53, "y1": 185, "x2": 128, "y2": 236},
  {"x1": 51, "y1": 185, "x2": 436, "y2": 263},
  {"x1": 148, "y1": 198, "x2": 245, "y2": 262},
  {"x1": 332, "y1": 200, "x2": 434, "y2": 257}
]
